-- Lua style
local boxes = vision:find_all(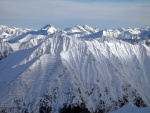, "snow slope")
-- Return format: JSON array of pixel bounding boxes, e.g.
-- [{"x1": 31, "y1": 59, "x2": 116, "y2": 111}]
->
[
  {"x1": 111, "y1": 103, "x2": 150, "y2": 113},
  {"x1": 0, "y1": 25, "x2": 150, "y2": 113}
]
